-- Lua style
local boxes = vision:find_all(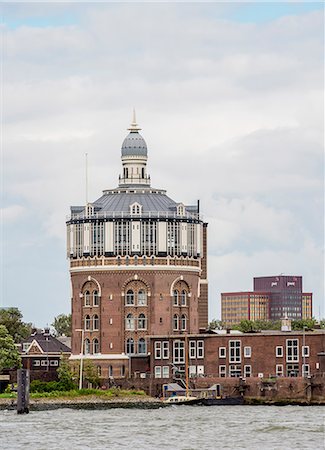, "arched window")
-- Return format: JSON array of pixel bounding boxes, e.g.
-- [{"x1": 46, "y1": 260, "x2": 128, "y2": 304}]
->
[
  {"x1": 93, "y1": 338, "x2": 99, "y2": 354},
  {"x1": 93, "y1": 290, "x2": 99, "y2": 306},
  {"x1": 84, "y1": 291, "x2": 90, "y2": 306},
  {"x1": 138, "y1": 313, "x2": 146, "y2": 330},
  {"x1": 126, "y1": 338, "x2": 134, "y2": 355},
  {"x1": 126, "y1": 289, "x2": 134, "y2": 305},
  {"x1": 126, "y1": 313, "x2": 135, "y2": 330},
  {"x1": 181, "y1": 314, "x2": 187, "y2": 331},
  {"x1": 84, "y1": 338, "x2": 91, "y2": 354},
  {"x1": 84, "y1": 315, "x2": 91, "y2": 330},
  {"x1": 173, "y1": 314, "x2": 179, "y2": 331},
  {"x1": 138, "y1": 290, "x2": 147, "y2": 306},
  {"x1": 93, "y1": 314, "x2": 99, "y2": 331},
  {"x1": 173, "y1": 290, "x2": 179, "y2": 306},
  {"x1": 138, "y1": 338, "x2": 146, "y2": 354},
  {"x1": 181, "y1": 290, "x2": 187, "y2": 306}
]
